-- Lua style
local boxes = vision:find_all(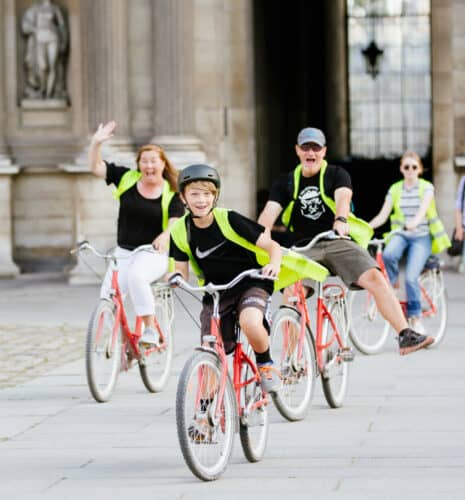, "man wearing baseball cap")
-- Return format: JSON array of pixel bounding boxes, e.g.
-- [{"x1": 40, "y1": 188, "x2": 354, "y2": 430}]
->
[{"x1": 258, "y1": 126, "x2": 434, "y2": 355}]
